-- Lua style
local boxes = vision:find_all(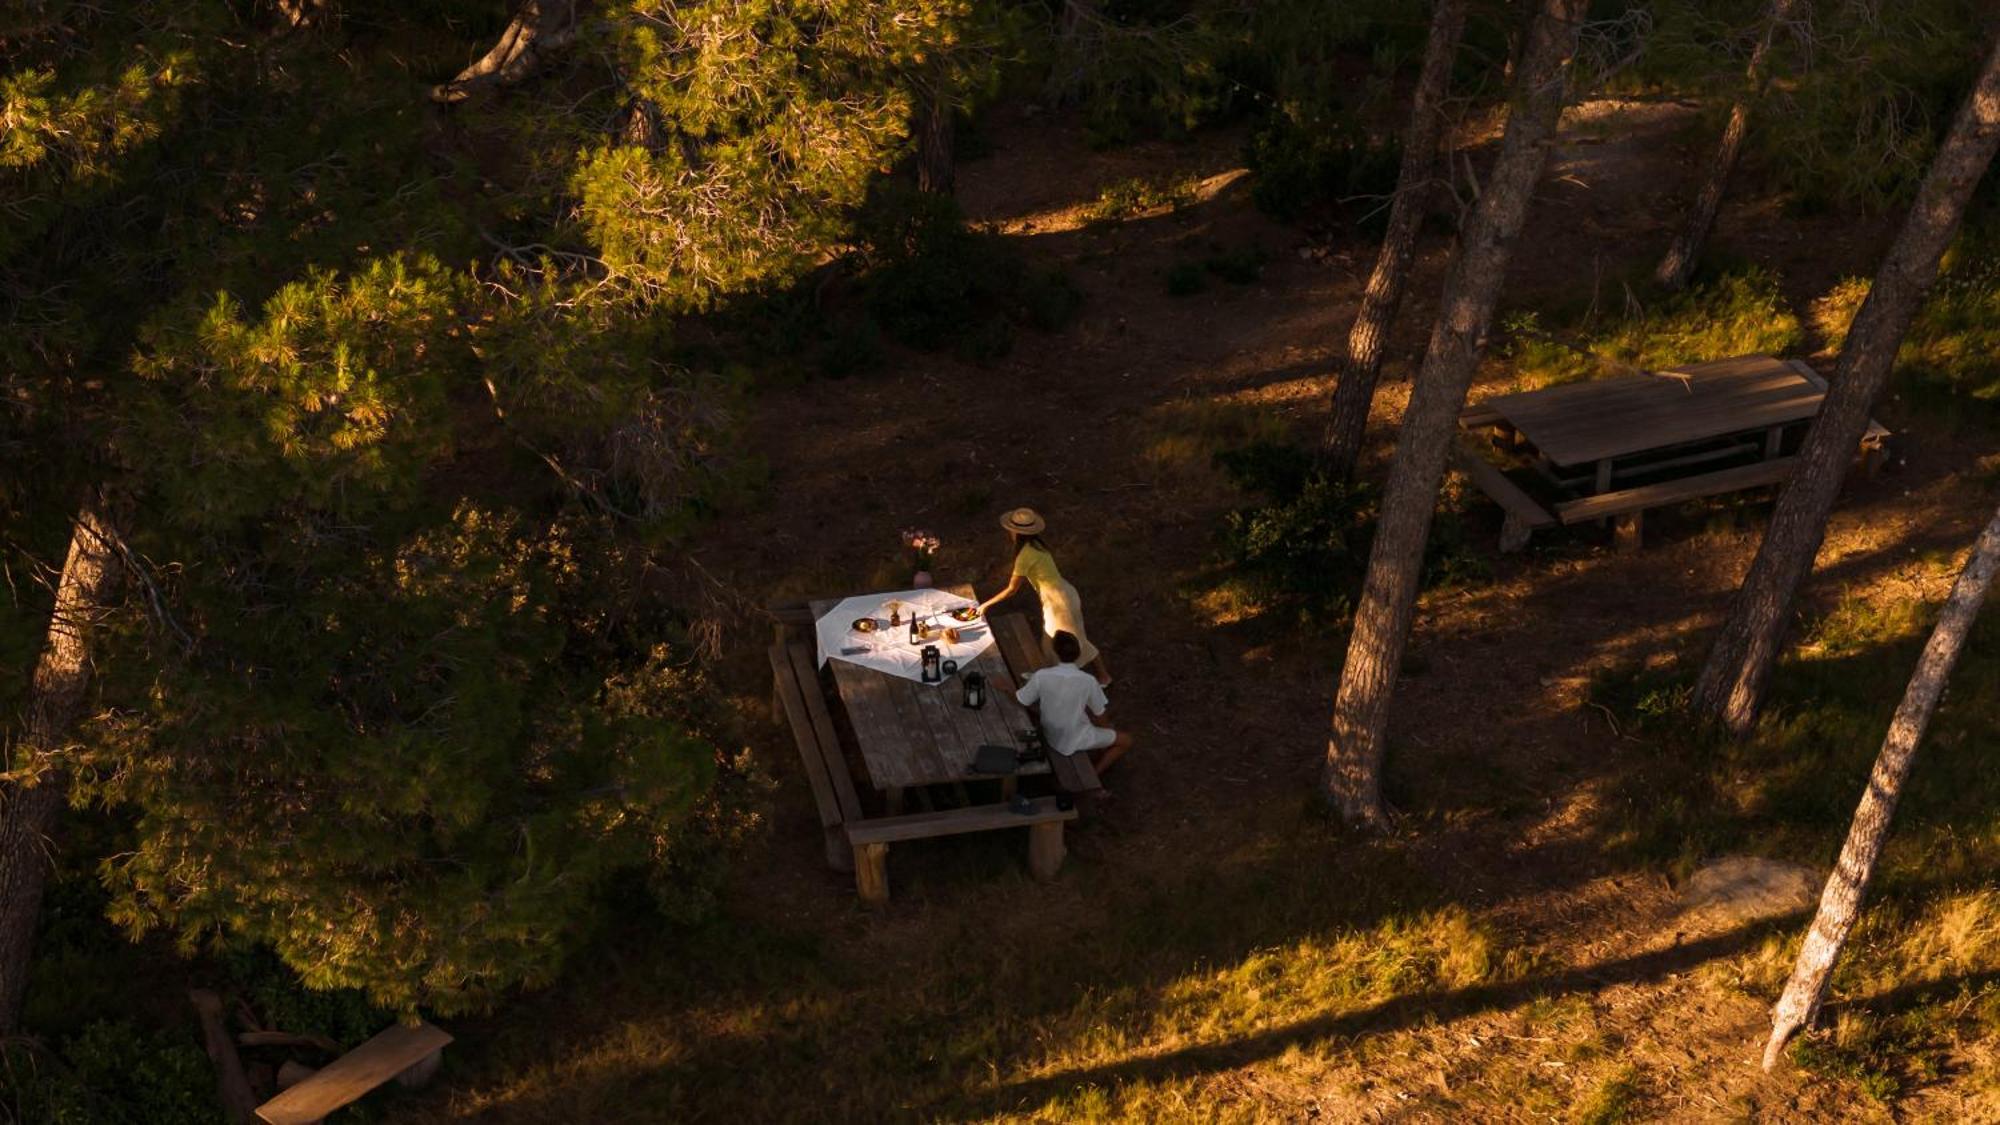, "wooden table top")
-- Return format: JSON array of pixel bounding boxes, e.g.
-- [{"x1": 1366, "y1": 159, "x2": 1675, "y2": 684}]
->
[
  {"x1": 1483, "y1": 355, "x2": 1826, "y2": 468},
  {"x1": 810, "y1": 590, "x2": 1043, "y2": 790}
]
